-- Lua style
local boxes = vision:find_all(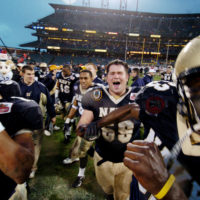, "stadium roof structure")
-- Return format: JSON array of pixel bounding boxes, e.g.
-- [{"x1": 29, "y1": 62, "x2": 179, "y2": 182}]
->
[{"x1": 20, "y1": 3, "x2": 200, "y2": 59}]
